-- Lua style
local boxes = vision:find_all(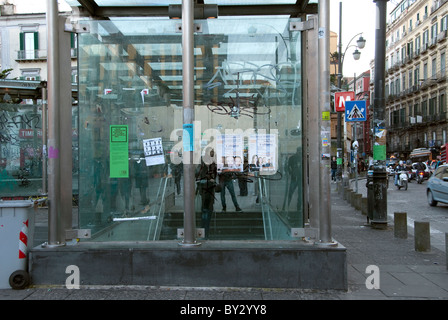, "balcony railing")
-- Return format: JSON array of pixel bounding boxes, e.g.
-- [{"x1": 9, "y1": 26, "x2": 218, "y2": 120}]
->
[
  {"x1": 16, "y1": 48, "x2": 77, "y2": 61},
  {"x1": 16, "y1": 50, "x2": 47, "y2": 61}
]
